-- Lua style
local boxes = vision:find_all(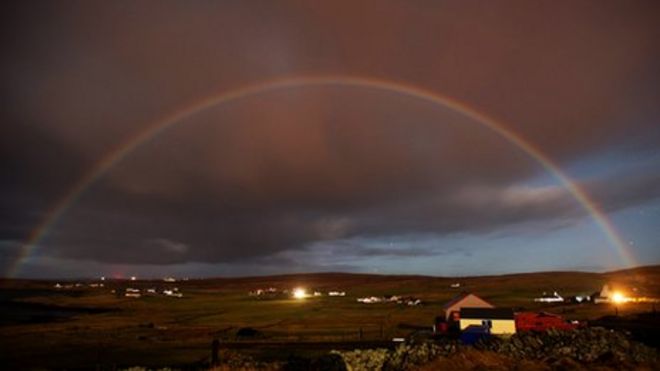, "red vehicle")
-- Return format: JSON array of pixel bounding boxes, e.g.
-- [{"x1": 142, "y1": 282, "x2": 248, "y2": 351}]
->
[
  {"x1": 433, "y1": 315, "x2": 460, "y2": 336},
  {"x1": 515, "y1": 312, "x2": 581, "y2": 332}
]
